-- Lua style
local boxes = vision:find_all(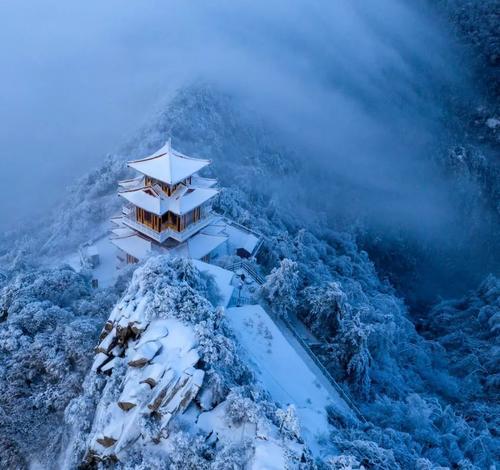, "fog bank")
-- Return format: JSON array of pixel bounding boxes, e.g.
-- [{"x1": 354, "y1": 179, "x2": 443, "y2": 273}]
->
[{"x1": 1, "y1": 0, "x2": 470, "y2": 240}]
